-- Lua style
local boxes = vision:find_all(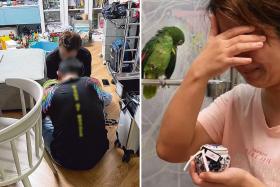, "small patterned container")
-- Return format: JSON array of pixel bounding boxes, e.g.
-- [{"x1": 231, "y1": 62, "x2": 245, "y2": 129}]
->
[{"x1": 184, "y1": 144, "x2": 230, "y2": 173}]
